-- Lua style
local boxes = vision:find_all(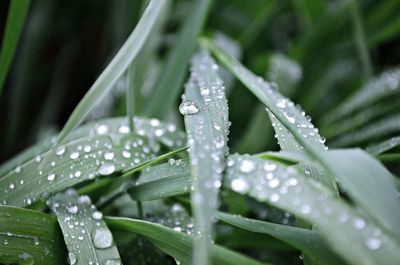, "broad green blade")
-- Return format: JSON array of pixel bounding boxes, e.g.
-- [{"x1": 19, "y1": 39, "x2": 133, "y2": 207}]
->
[
  {"x1": 0, "y1": 117, "x2": 185, "y2": 207},
  {"x1": 0, "y1": 0, "x2": 31, "y2": 94},
  {"x1": 181, "y1": 49, "x2": 230, "y2": 265},
  {"x1": 47, "y1": 190, "x2": 120, "y2": 264},
  {"x1": 366, "y1": 136, "x2": 400, "y2": 155},
  {"x1": 217, "y1": 212, "x2": 344, "y2": 265},
  {"x1": 145, "y1": 0, "x2": 212, "y2": 119},
  {"x1": 130, "y1": 159, "x2": 192, "y2": 201},
  {"x1": 0, "y1": 205, "x2": 66, "y2": 264},
  {"x1": 320, "y1": 149, "x2": 400, "y2": 240},
  {"x1": 56, "y1": 0, "x2": 167, "y2": 144},
  {"x1": 331, "y1": 113, "x2": 400, "y2": 146},
  {"x1": 203, "y1": 39, "x2": 337, "y2": 192},
  {"x1": 326, "y1": 68, "x2": 400, "y2": 123},
  {"x1": 105, "y1": 217, "x2": 268, "y2": 265},
  {"x1": 224, "y1": 154, "x2": 400, "y2": 265}
]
